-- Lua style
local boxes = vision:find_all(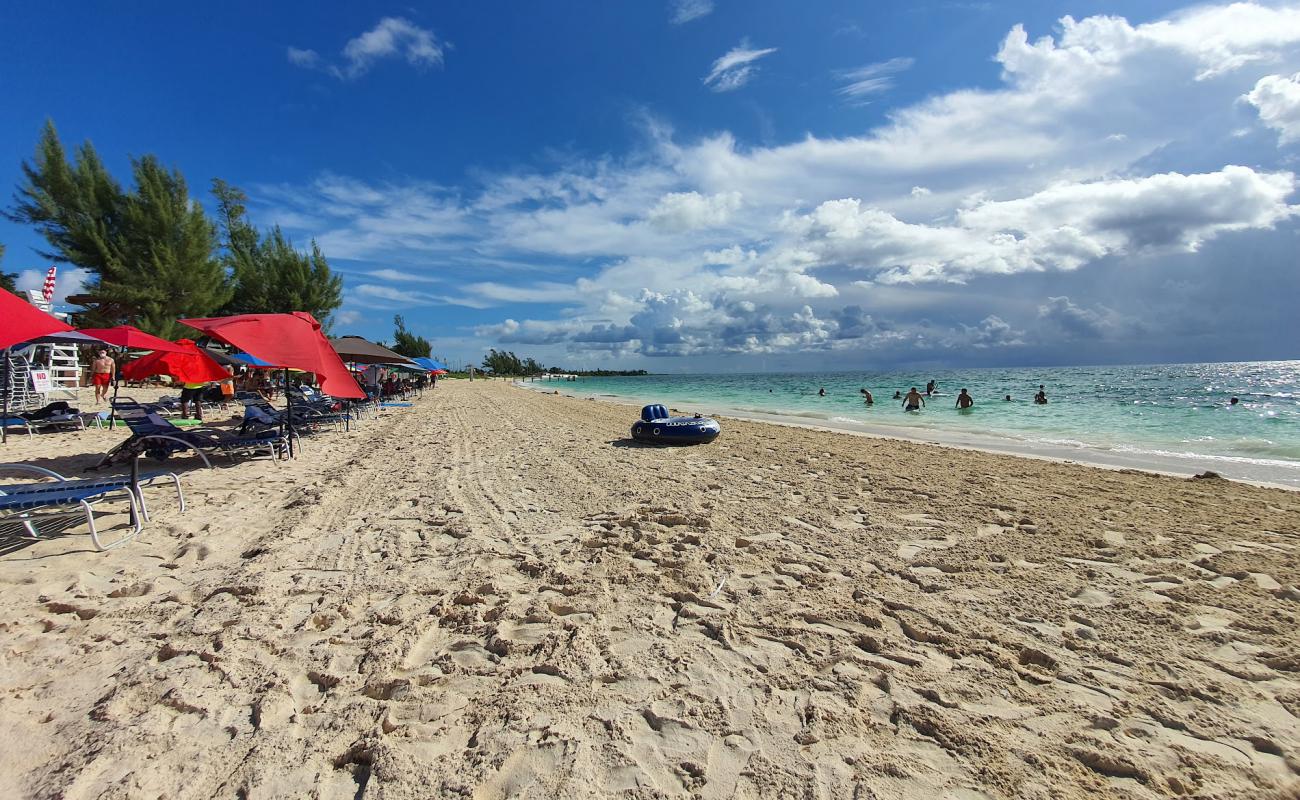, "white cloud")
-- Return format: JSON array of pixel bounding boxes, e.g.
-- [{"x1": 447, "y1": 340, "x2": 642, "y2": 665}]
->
[
  {"x1": 352, "y1": 283, "x2": 488, "y2": 310},
  {"x1": 834, "y1": 57, "x2": 914, "y2": 104},
  {"x1": 333, "y1": 309, "x2": 362, "y2": 327},
  {"x1": 670, "y1": 0, "x2": 713, "y2": 25},
  {"x1": 647, "y1": 191, "x2": 742, "y2": 229},
  {"x1": 789, "y1": 166, "x2": 1295, "y2": 284},
  {"x1": 289, "y1": 17, "x2": 445, "y2": 80},
  {"x1": 16, "y1": 267, "x2": 91, "y2": 306},
  {"x1": 286, "y1": 47, "x2": 320, "y2": 68},
  {"x1": 1245, "y1": 72, "x2": 1300, "y2": 143},
  {"x1": 264, "y1": 3, "x2": 1300, "y2": 363},
  {"x1": 364, "y1": 268, "x2": 441, "y2": 283},
  {"x1": 1037, "y1": 296, "x2": 1126, "y2": 338},
  {"x1": 703, "y1": 40, "x2": 778, "y2": 92},
  {"x1": 465, "y1": 282, "x2": 578, "y2": 304}
]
